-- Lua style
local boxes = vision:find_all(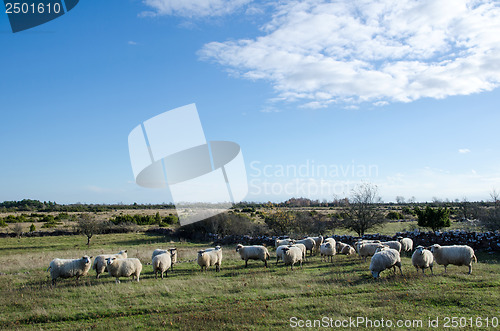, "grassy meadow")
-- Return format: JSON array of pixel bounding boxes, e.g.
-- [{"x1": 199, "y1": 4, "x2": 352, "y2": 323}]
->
[{"x1": 0, "y1": 232, "x2": 499, "y2": 330}]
